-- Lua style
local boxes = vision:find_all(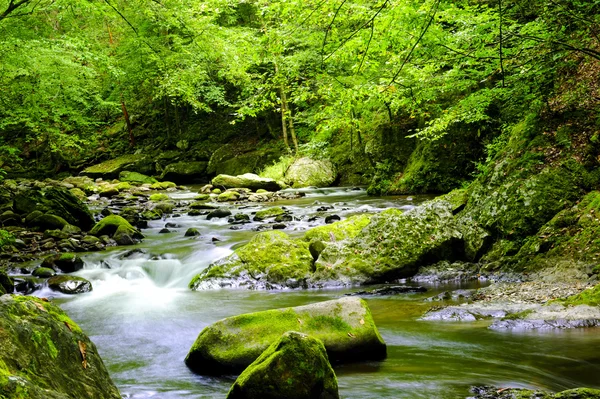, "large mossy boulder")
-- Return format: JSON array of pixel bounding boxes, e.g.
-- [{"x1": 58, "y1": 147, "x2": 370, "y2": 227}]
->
[
  {"x1": 0, "y1": 295, "x2": 121, "y2": 399},
  {"x1": 212, "y1": 173, "x2": 283, "y2": 192},
  {"x1": 15, "y1": 187, "x2": 94, "y2": 231},
  {"x1": 184, "y1": 297, "x2": 386, "y2": 375},
  {"x1": 118, "y1": 171, "x2": 158, "y2": 184},
  {"x1": 90, "y1": 215, "x2": 143, "y2": 245},
  {"x1": 42, "y1": 253, "x2": 84, "y2": 273},
  {"x1": 302, "y1": 214, "x2": 372, "y2": 243},
  {"x1": 81, "y1": 154, "x2": 152, "y2": 179},
  {"x1": 285, "y1": 157, "x2": 336, "y2": 188},
  {"x1": 207, "y1": 142, "x2": 280, "y2": 176},
  {"x1": 190, "y1": 231, "x2": 313, "y2": 290},
  {"x1": 311, "y1": 202, "x2": 464, "y2": 286},
  {"x1": 160, "y1": 161, "x2": 208, "y2": 183},
  {"x1": 227, "y1": 331, "x2": 339, "y2": 399}
]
